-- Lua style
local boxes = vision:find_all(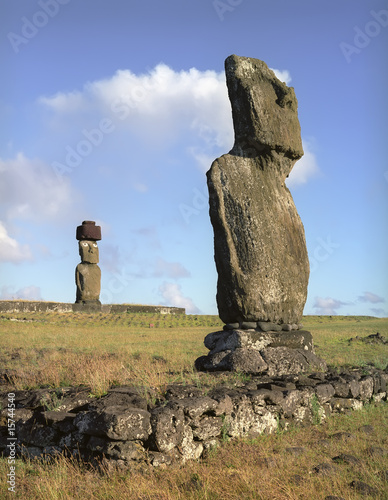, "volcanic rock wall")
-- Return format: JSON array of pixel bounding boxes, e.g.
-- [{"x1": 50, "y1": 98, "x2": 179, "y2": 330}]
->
[{"x1": 2, "y1": 366, "x2": 387, "y2": 469}]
